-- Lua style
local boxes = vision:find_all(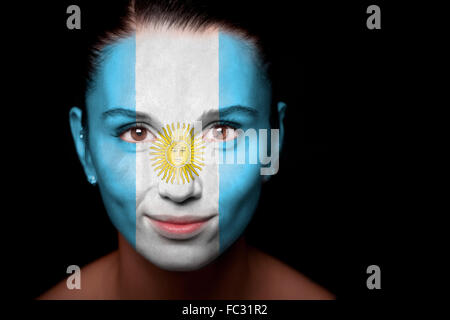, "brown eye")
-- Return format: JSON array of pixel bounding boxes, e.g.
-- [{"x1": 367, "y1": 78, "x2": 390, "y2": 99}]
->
[
  {"x1": 203, "y1": 124, "x2": 238, "y2": 142},
  {"x1": 120, "y1": 126, "x2": 155, "y2": 143},
  {"x1": 213, "y1": 126, "x2": 227, "y2": 140},
  {"x1": 131, "y1": 127, "x2": 147, "y2": 141}
]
